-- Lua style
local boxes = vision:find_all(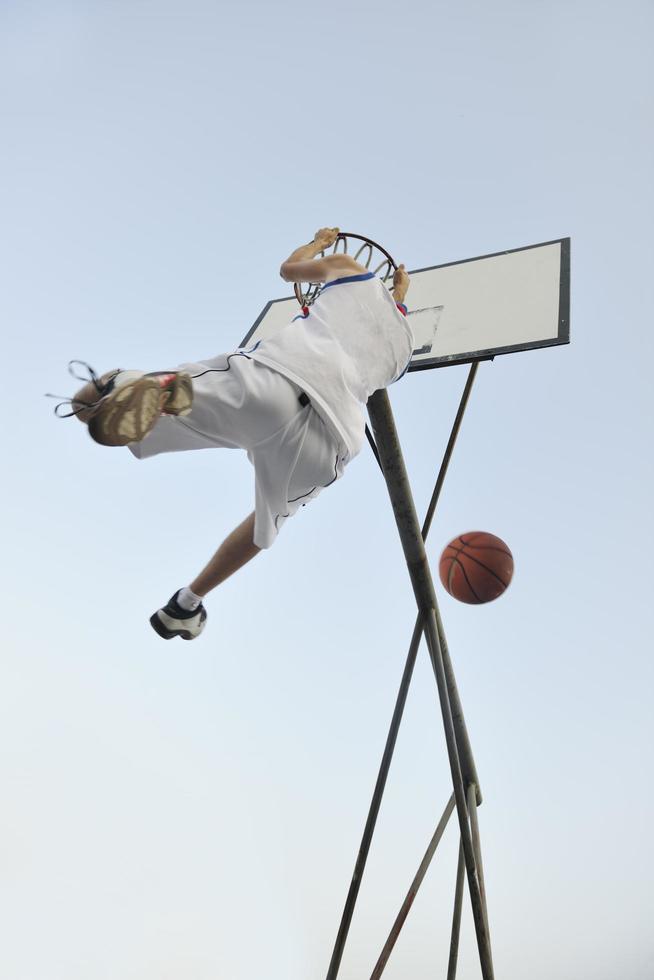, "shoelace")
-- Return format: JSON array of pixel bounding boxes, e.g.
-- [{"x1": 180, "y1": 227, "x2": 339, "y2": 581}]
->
[{"x1": 45, "y1": 360, "x2": 117, "y2": 418}]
